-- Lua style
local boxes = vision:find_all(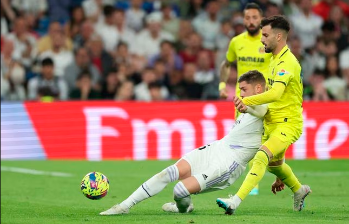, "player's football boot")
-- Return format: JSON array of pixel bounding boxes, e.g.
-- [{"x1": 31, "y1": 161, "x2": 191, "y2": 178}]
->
[
  {"x1": 293, "y1": 185, "x2": 311, "y2": 211},
  {"x1": 99, "y1": 204, "x2": 129, "y2": 215},
  {"x1": 162, "y1": 202, "x2": 194, "y2": 213},
  {"x1": 216, "y1": 195, "x2": 238, "y2": 215}
]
